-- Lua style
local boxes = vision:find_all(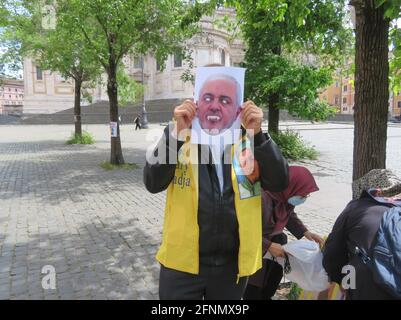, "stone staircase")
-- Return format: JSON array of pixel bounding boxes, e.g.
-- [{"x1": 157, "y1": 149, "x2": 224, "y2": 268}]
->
[
  {"x1": 2, "y1": 99, "x2": 354, "y2": 125},
  {"x1": 18, "y1": 98, "x2": 183, "y2": 125}
]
